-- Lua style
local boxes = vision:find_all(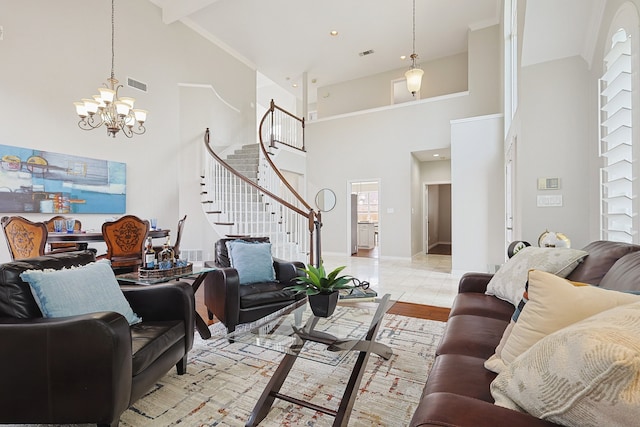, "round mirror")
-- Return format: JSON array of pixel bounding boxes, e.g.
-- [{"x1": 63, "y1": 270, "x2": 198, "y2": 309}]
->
[{"x1": 315, "y1": 188, "x2": 337, "y2": 212}]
